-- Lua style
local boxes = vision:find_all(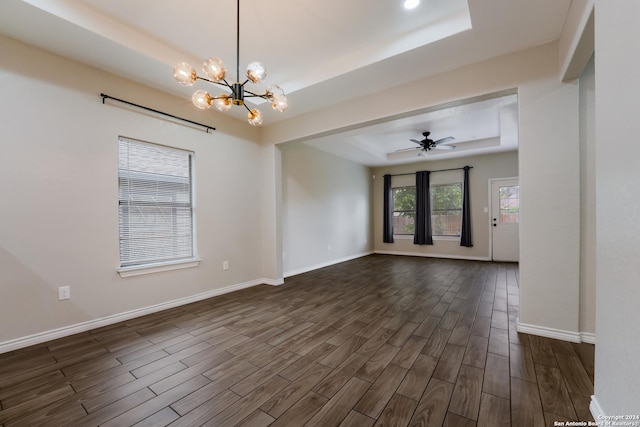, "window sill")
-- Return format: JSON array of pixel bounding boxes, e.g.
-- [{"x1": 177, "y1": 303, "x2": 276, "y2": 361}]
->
[
  {"x1": 118, "y1": 258, "x2": 201, "y2": 278},
  {"x1": 393, "y1": 235, "x2": 414, "y2": 240},
  {"x1": 392, "y1": 235, "x2": 460, "y2": 241},
  {"x1": 433, "y1": 236, "x2": 461, "y2": 241}
]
